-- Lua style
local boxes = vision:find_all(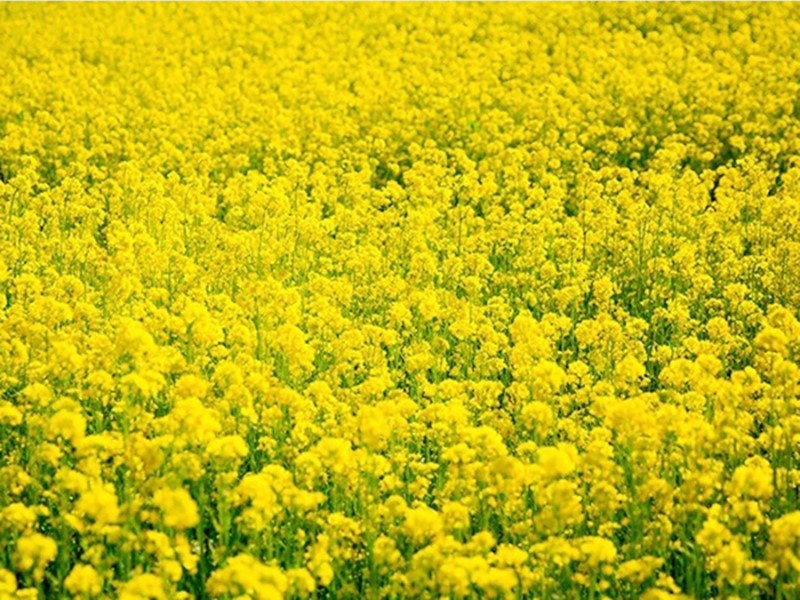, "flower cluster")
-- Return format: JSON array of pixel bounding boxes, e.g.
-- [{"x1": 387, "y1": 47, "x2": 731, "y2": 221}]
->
[{"x1": 1, "y1": 3, "x2": 800, "y2": 598}]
